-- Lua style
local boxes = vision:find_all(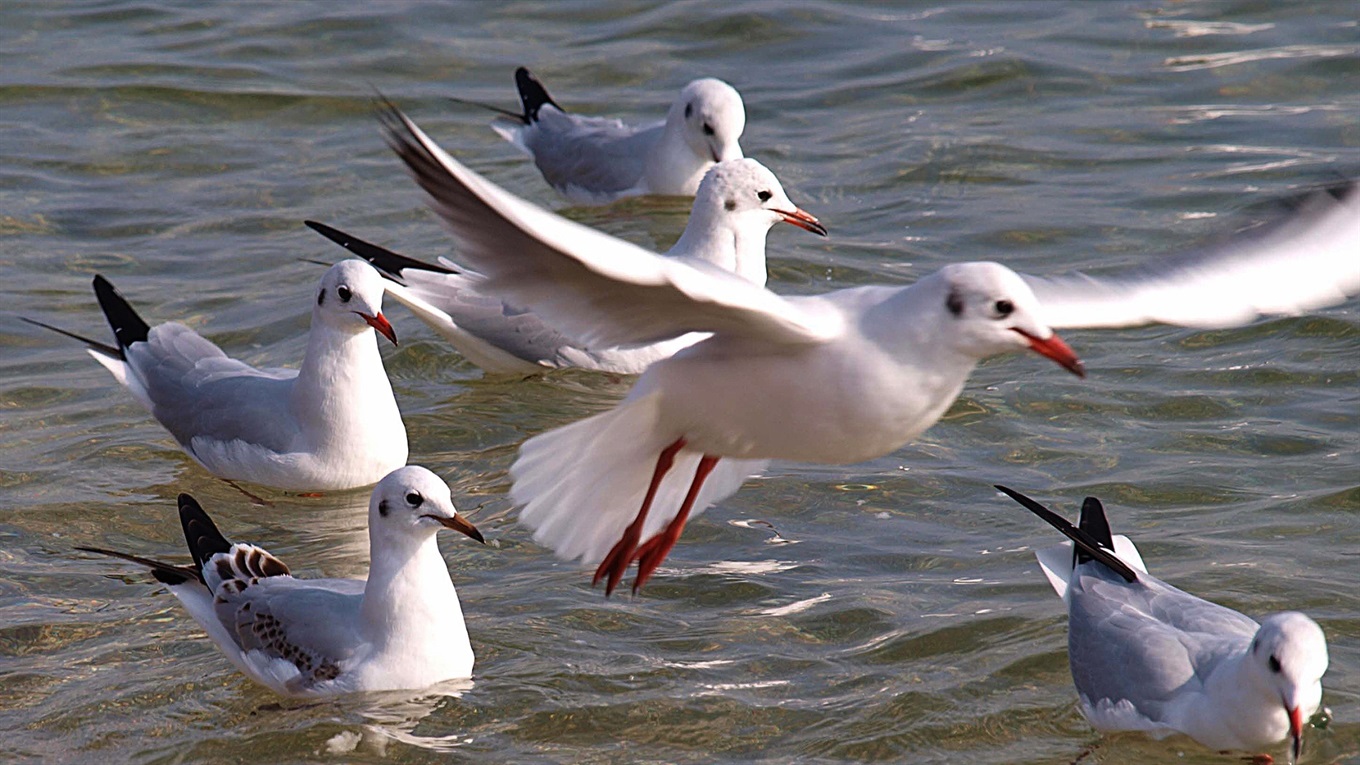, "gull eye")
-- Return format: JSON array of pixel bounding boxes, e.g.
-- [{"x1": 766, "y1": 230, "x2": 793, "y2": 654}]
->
[
  {"x1": 702, "y1": 122, "x2": 715, "y2": 136},
  {"x1": 757, "y1": 190, "x2": 772, "y2": 203},
  {"x1": 994, "y1": 299, "x2": 1014, "y2": 318},
  {"x1": 1269, "y1": 655, "x2": 1282, "y2": 673},
  {"x1": 405, "y1": 491, "x2": 423, "y2": 508},
  {"x1": 337, "y1": 285, "x2": 353, "y2": 303},
  {"x1": 685, "y1": 103, "x2": 693, "y2": 119}
]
